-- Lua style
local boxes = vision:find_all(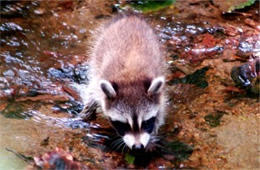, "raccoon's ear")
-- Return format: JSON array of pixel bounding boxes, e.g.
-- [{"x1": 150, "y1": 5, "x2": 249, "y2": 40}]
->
[
  {"x1": 100, "y1": 80, "x2": 117, "y2": 98},
  {"x1": 147, "y1": 76, "x2": 165, "y2": 95}
]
